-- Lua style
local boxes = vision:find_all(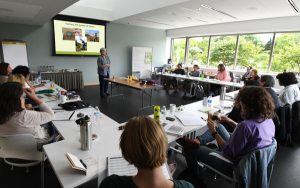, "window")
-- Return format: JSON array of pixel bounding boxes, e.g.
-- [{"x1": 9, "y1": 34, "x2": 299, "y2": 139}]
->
[
  {"x1": 171, "y1": 38, "x2": 186, "y2": 64},
  {"x1": 237, "y1": 33, "x2": 273, "y2": 72},
  {"x1": 209, "y1": 35, "x2": 237, "y2": 68},
  {"x1": 187, "y1": 37, "x2": 209, "y2": 65},
  {"x1": 271, "y1": 33, "x2": 300, "y2": 73}
]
